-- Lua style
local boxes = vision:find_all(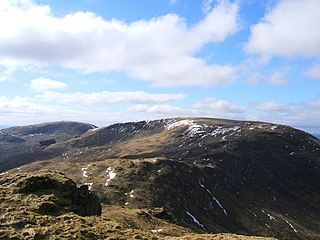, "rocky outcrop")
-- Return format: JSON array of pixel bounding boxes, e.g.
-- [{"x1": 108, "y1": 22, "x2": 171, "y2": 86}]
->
[{"x1": 16, "y1": 171, "x2": 102, "y2": 216}]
